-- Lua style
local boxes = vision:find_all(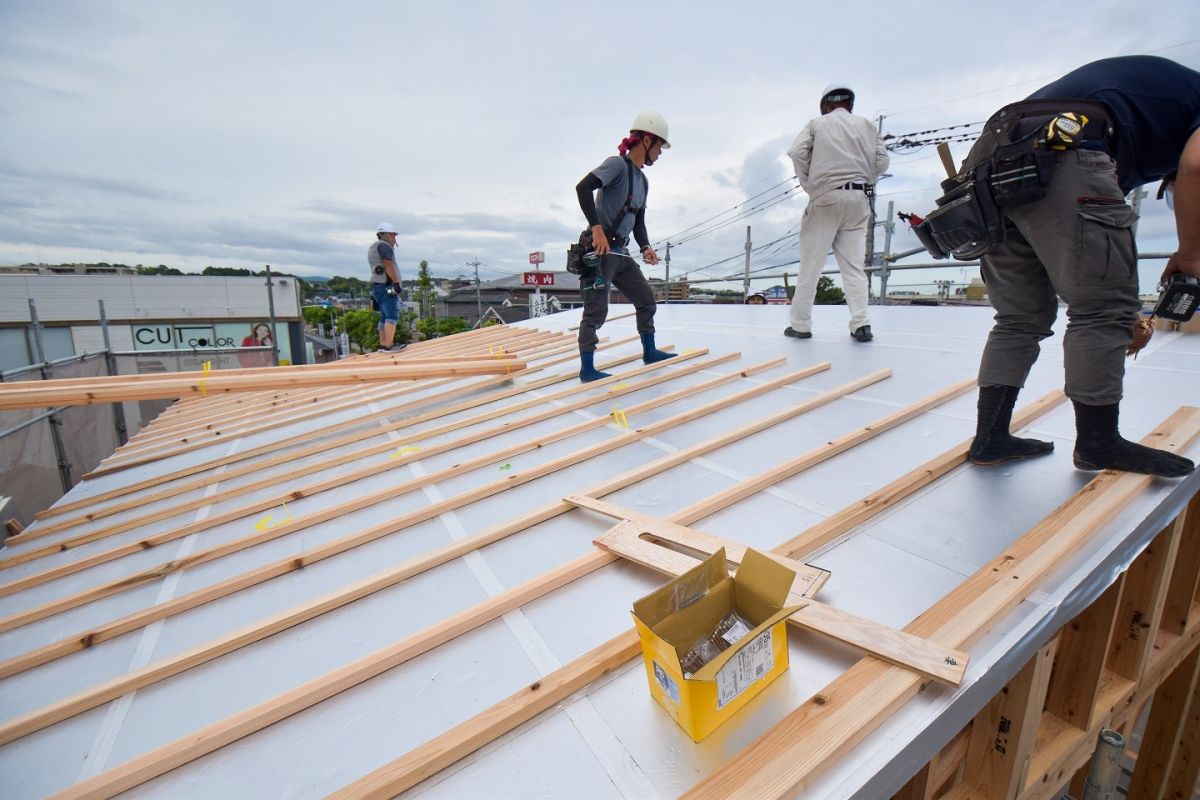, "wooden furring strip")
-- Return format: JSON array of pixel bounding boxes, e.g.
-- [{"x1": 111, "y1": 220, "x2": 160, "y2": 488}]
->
[
  {"x1": 80, "y1": 334, "x2": 609, "y2": 478},
  {"x1": 7, "y1": 346, "x2": 694, "y2": 549},
  {"x1": 42, "y1": 336, "x2": 637, "y2": 514},
  {"x1": 572, "y1": 495, "x2": 968, "y2": 686},
  {"x1": 126, "y1": 326, "x2": 538, "y2": 436},
  {"x1": 683, "y1": 407, "x2": 1200, "y2": 799},
  {"x1": 0, "y1": 362, "x2": 851, "y2": 745},
  {"x1": 0, "y1": 360, "x2": 528, "y2": 411},
  {"x1": 310, "y1": 389, "x2": 1069, "y2": 798},
  {"x1": 0, "y1": 351, "x2": 736, "y2": 617},
  {"x1": 92, "y1": 331, "x2": 563, "y2": 467},
  {"x1": 0, "y1": 360, "x2": 840, "y2": 676},
  {"x1": 44, "y1": 365, "x2": 903, "y2": 800}
]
